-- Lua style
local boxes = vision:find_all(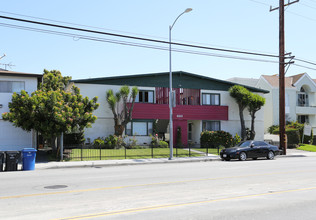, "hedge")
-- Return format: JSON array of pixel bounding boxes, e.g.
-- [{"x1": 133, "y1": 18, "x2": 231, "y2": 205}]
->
[
  {"x1": 200, "y1": 130, "x2": 234, "y2": 148},
  {"x1": 272, "y1": 128, "x2": 300, "y2": 148}
]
